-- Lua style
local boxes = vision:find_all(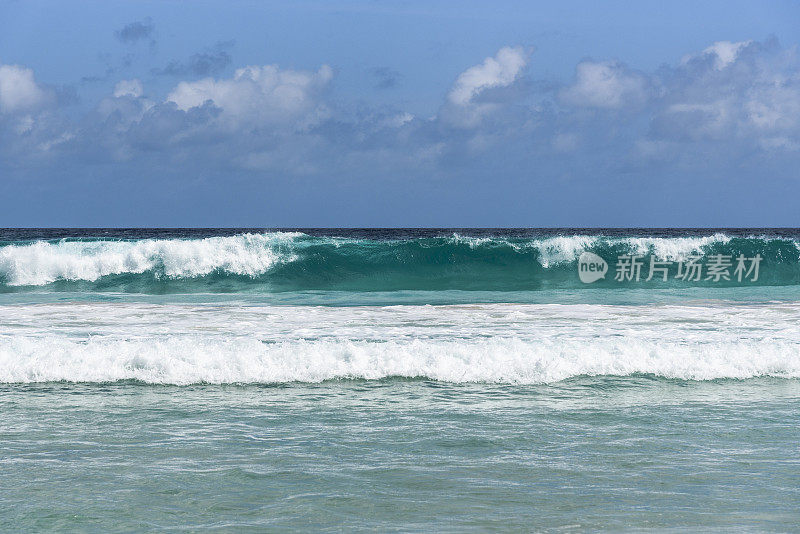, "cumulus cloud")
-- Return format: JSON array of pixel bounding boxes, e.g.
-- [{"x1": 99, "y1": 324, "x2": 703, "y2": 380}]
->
[
  {"x1": 682, "y1": 40, "x2": 752, "y2": 70},
  {"x1": 650, "y1": 40, "x2": 800, "y2": 147},
  {"x1": 441, "y1": 46, "x2": 529, "y2": 128},
  {"x1": 448, "y1": 46, "x2": 528, "y2": 106},
  {"x1": 115, "y1": 18, "x2": 155, "y2": 44},
  {"x1": 165, "y1": 64, "x2": 333, "y2": 128},
  {"x1": 0, "y1": 64, "x2": 49, "y2": 113},
  {"x1": 95, "y1": 80, "x2": 153, "y2": 140},
  {"x1": 0, "y1": 64, "x2": 74, "y2": 164},
  {"x1": 560, "y1": 60, "x2": 648, "y2": 109}
]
